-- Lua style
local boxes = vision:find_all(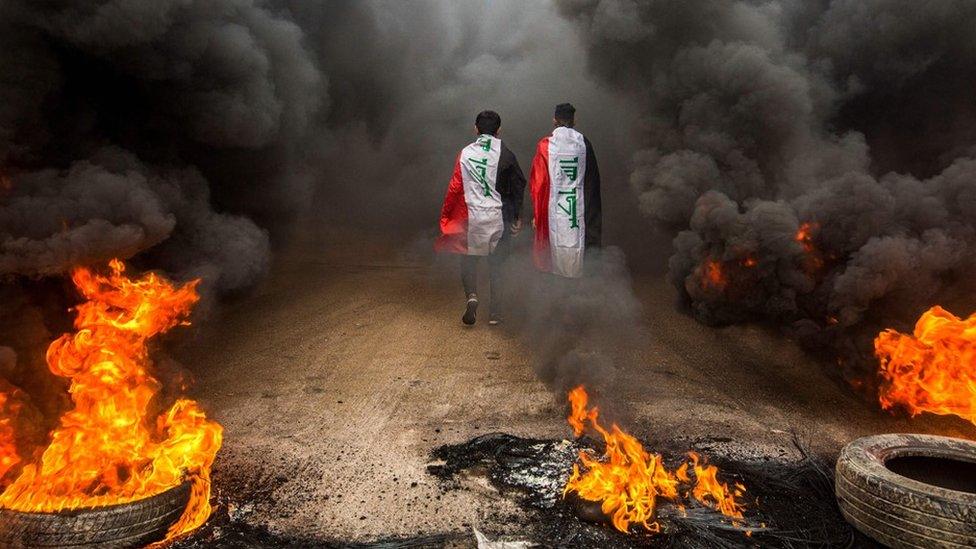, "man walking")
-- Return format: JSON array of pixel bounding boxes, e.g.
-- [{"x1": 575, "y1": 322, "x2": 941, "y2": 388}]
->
[
  {"x1": 436, "y1": 110, "x2": 526, "y2": 325},
  {"x1": 529, "y1": 103, "x2": 602, "y2": 278}
]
